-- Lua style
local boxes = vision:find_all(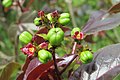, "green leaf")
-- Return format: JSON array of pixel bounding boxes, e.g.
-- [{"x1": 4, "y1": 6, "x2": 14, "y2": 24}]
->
[
  {"x1": 0, "y1": 62, "x2": 21, "y2": 80},
  {"x1": 36, "y1": 34, "x2": 48, "y2": 40},
  {"x1": 113, "y1": 73, "x2": 120, "y2": 80}
]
